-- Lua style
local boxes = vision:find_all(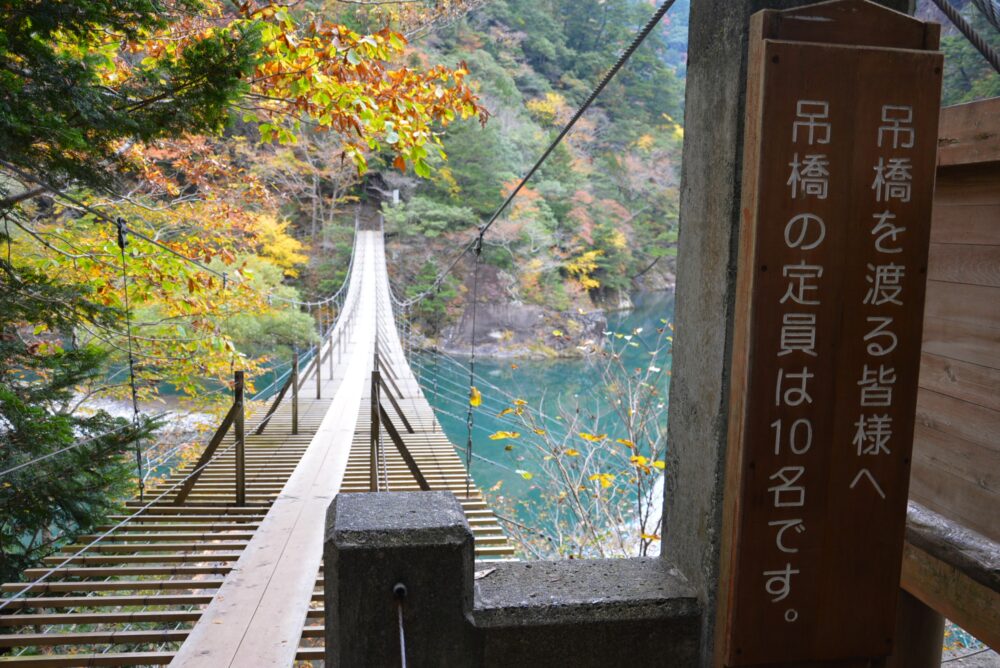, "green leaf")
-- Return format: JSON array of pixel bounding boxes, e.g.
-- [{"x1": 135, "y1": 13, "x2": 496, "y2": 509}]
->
[{"x1": 413, "y1": 158, "x2": 431, "y2": 179}]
